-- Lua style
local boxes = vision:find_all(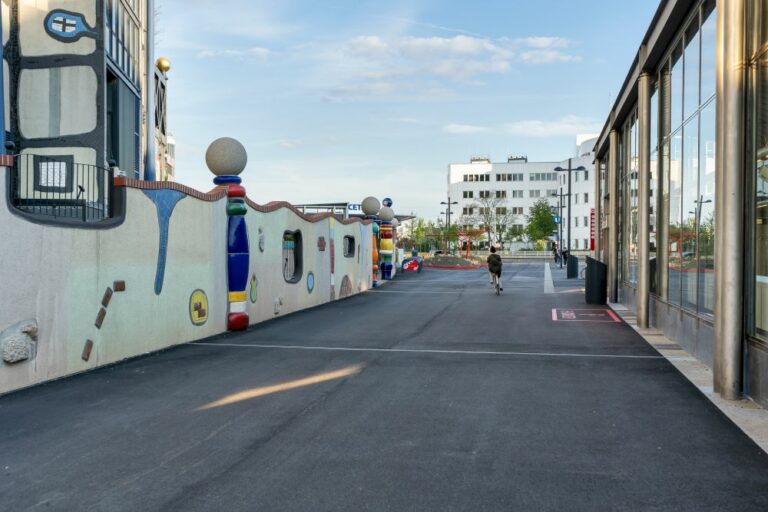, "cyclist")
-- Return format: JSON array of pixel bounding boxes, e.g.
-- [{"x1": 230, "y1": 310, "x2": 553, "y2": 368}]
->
[{"x1": 487, "y1": 246, "x2": 503, "y2": 291}]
